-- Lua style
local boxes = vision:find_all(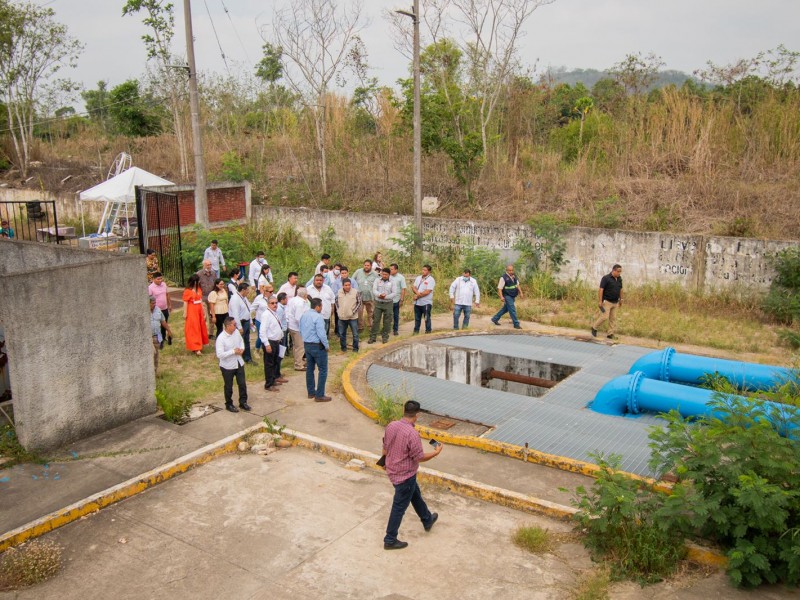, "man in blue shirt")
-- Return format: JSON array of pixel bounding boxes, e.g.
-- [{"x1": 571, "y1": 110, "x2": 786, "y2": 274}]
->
[{"x1": 299, "y1": 297, "x2": 331, "y2": 402}]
